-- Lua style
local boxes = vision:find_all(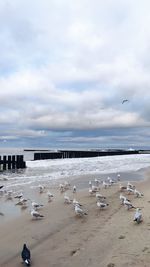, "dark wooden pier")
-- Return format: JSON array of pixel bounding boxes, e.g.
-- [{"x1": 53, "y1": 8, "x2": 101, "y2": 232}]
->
[
  {"x1": 34, "y1": 149, "x2": 140, "y2": 160},
  {"x1": 0, "y1": 155, "x2": 26, "y2": 171}
]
